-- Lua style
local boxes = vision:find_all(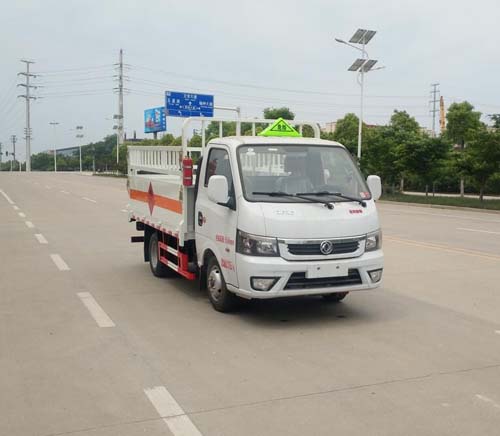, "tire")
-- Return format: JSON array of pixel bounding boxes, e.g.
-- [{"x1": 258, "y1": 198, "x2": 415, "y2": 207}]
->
[
  {"x1": 149, "y1": 233, "x2": 174, "y2": 277},
  {"x1": 322, "y1": 292, "x2": 349, "y2": 303},
  {"x1": 206, "y1": 256, "x2": 240, "y2": 312}
]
